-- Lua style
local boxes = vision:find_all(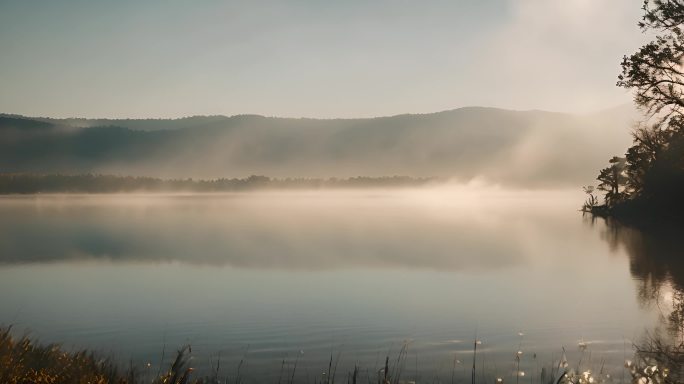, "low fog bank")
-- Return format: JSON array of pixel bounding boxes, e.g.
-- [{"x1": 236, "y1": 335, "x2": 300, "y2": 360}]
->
[
  {"x1": 0, "y1": 173, "x2": 590, "y2": 196},
  {"x1": 0, "y1": 105, "x2": 638, "y2": 187},
  {"x1": 0, "y1": 186, "x2": 583, "y2": 269}
]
